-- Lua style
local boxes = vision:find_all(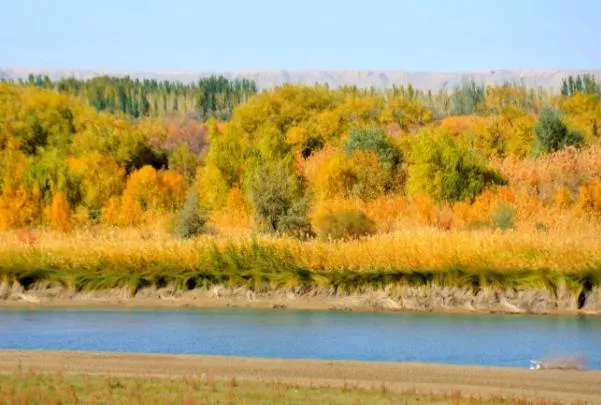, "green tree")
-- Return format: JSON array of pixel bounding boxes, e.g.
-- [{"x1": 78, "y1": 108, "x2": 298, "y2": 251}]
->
[
  {"x1": 110, "y1": 129, "x2": 167, "y2": 173},
  {"x1": 408, "y1": 131, "x2": 504, "y2": 202},
  {"x1": 25, "y1": 148, "x2": 80, "y2": 205},
  {"x1": 19, "y1": 116, "x2": 48, "y2": 154},
  {"x1": 171, "y1": 187, "x2": 207, "y2": 238},
  {"x1": 69, "y1": 153, "x2": 125, "y2": 218},
  {"x1": 247, "y1": 160, "x2": 312, "y2": 237},
  {"x1": 344, "y1": 125, "x2": 402, "y2": 168},
  {"x1": 533, "y1": 108, "x2": 583, "y2": 155},
  {"x1": 168, "y1": 143, "x2": 199, "y2": 183}
]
